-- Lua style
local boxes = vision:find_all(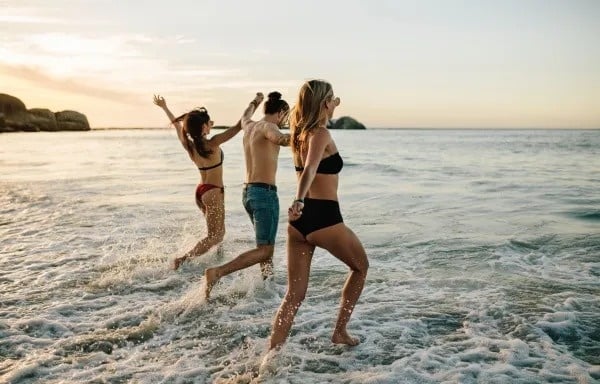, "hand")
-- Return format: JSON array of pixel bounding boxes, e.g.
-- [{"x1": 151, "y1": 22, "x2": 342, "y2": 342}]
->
[
  {"x1": 153, "y1": 94, "x2": 167, "y2": 108},
  {"x1": 288, "y1": 200, "x2": 304, "y2": 222},
  {"x1": 254, "y1": 92, "x2": 264, "y2": 105}
]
